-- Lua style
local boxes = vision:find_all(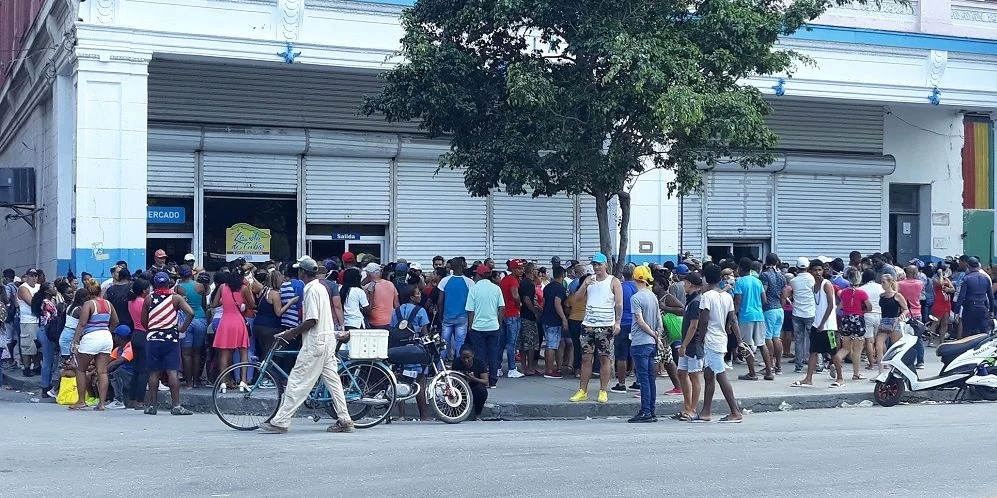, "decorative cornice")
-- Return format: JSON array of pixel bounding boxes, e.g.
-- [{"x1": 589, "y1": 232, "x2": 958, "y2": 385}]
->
[
  {"x1": 305, "y1": 0, "x2": 405, "y2": 16},
  {"x1": 93, "y1": 0, "x2": 118, "y2": 24},
  {"x1": 828, "y1": 0, "x2": 916, "y2": 16},
  {"x1": 952, "y1": 8, "x2": 997, "y2": 25},
  {"x1": 926, "y1": 49, "x2": 948, "y2": 87}
]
